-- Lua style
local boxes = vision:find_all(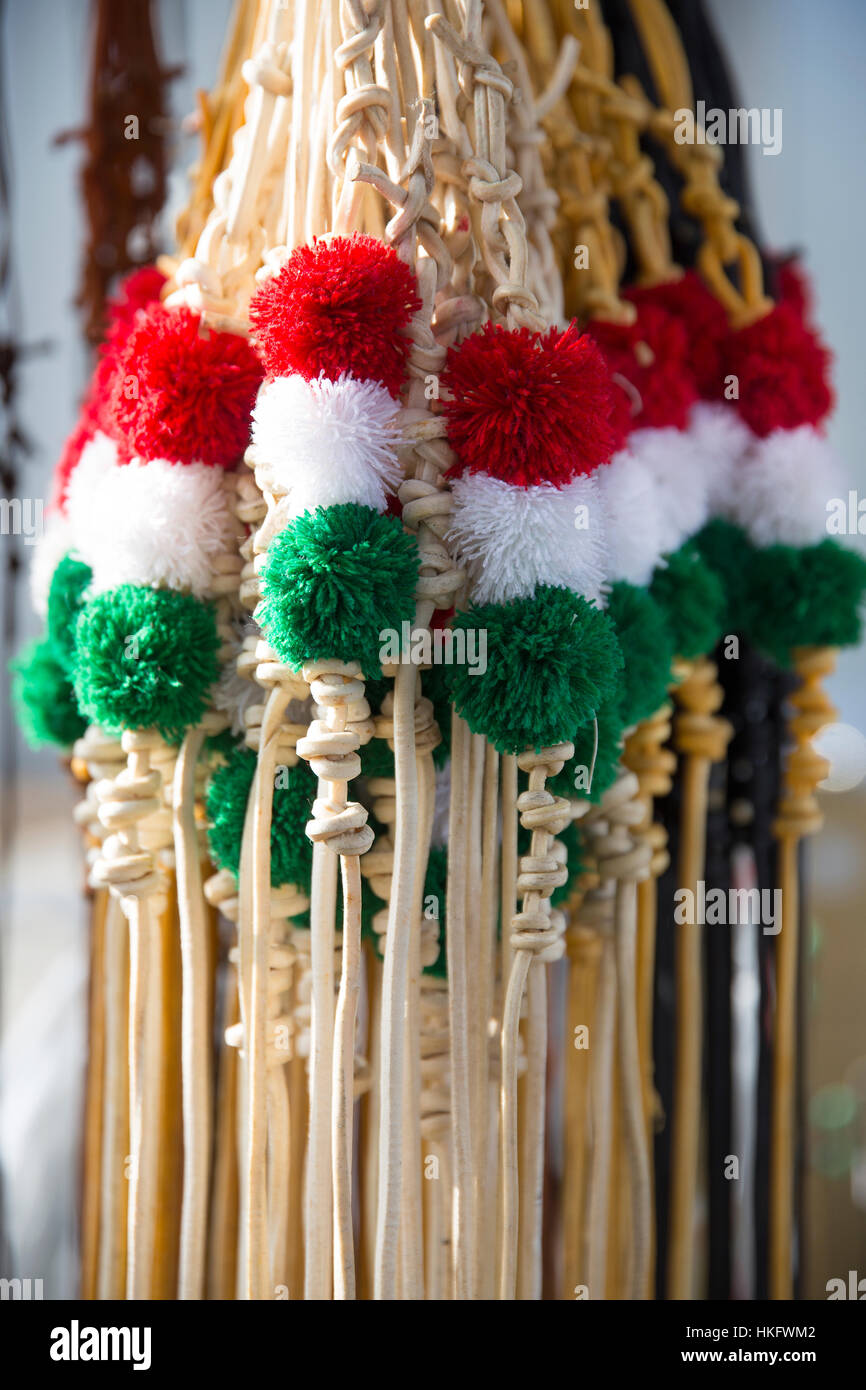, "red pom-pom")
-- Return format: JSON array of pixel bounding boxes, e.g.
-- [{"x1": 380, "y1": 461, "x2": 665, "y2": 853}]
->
[
  {"x1": 110, "y1": 304, "x2": 263, "y2": 466},
  {"x1": 105, "y1": 266, "x2": 167, "y2": 341},
  {"x1": 606, "y1": 376, "x2": 634, "y2": 455},
  {"x1": 589, "y1": 303, "x2": 698, "y2": 432},
  {"x1": 625, "y1": 272, "x2": 728, "y2": 400},
  {"x1": 75, "y1": 269, "x2": 167, "y2": 443},
  {"x1": 773, "y1": 258, "x2": 813, "y2": 325},
  {"x1": 441, "y1": 321, "x2": 619, "y2": 486},
  {"x1": 86, "y1": 341, "x2": 127, "y2": 438},
  {"x1": 249, "y1": 234, "x2": 420, "y2": 397},
  {"x1": 52, "y1": 414, "x2": 96, "y2": 511},
  {"x1": 723, "y1": 302, "x2": 833, "y2": 437},
  {"x1": 52, "y1": 269, "x2": 168, "y2": 507}
]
